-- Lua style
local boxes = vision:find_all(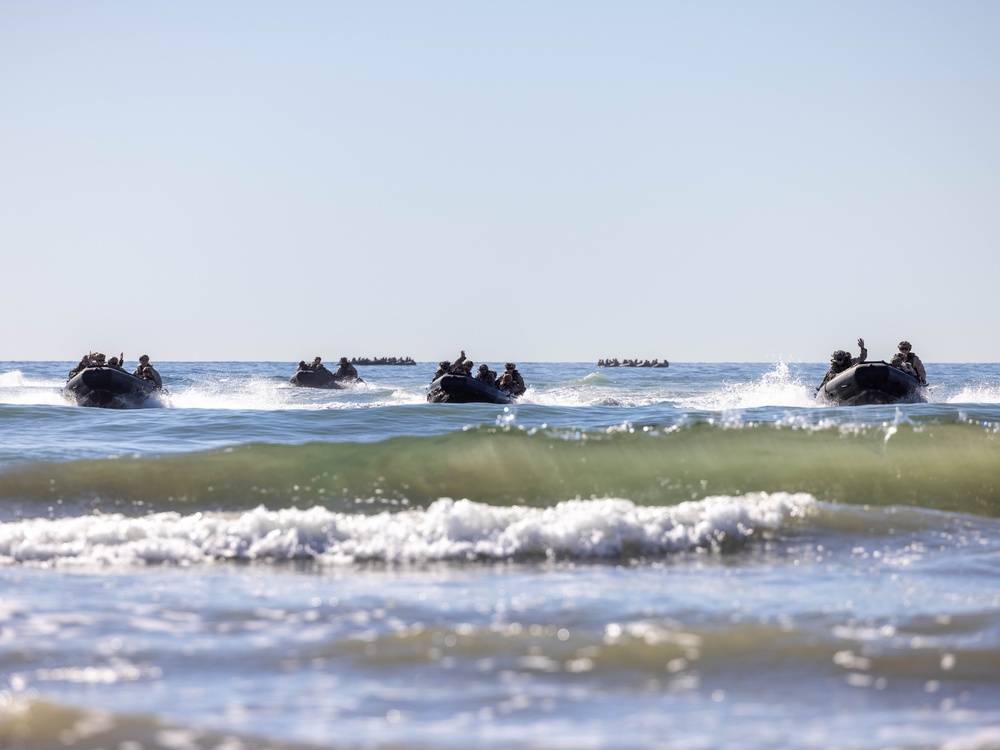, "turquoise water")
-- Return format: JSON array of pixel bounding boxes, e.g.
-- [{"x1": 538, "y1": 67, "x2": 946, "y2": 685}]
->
[{"x1": 2, "y1": 360, "x2": 999, "y2": 749}]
